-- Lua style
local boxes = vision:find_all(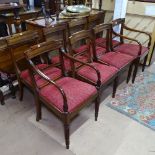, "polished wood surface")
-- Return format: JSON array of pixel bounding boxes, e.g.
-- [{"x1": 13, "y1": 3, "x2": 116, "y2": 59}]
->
[
  {"x1": 1, "y1": 7, "x2": 40, "y2": 34},
  {"x1": 26, "y1": 9, "x2": 105, "y2": 41}
]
